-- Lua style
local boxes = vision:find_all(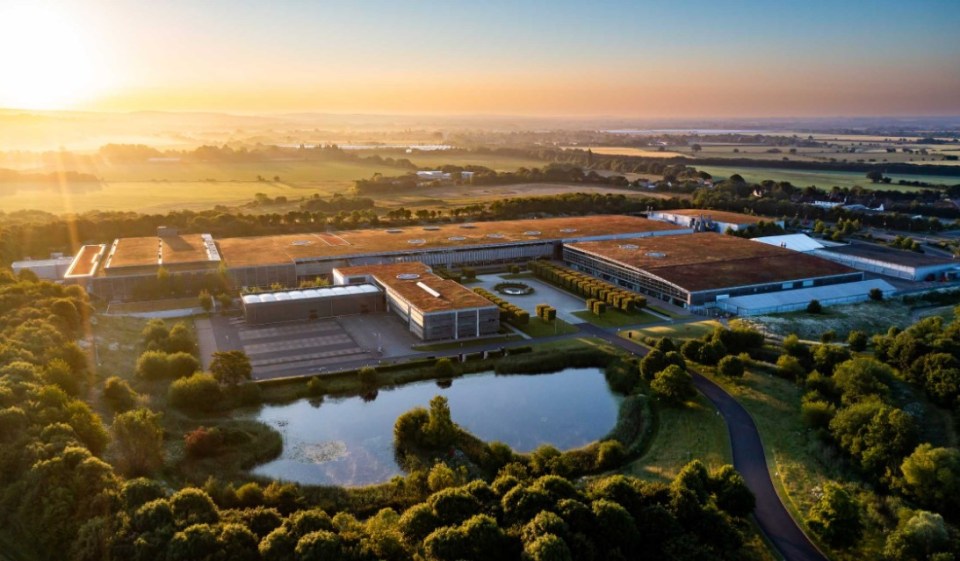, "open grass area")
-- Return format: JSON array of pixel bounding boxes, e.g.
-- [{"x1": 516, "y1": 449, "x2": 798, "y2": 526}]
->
[
  {"x1": 365, "y1": 150, "x2": 545, "y2": 171},
  {"x1": 747, "y1": 300, "x2": 924, "y2": 339},
  {"x1": 697, "y1": 165, "x2": 959, "y2": 191},
  {"x1": 513, "y1": 317, "x2": 579, "y2": 337},
  {"x1": 572, "y1": 307, "x2": 660, "y2": 328},
  {"x1": 622, "y1": 319, "x2": 723, "y2": 342},
  {"x1": 646, "y1": 304, "x2": 686, "y2": 319},
  {"x1": 625, "y1": 393, "x2": 731, "y2": 482}
]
